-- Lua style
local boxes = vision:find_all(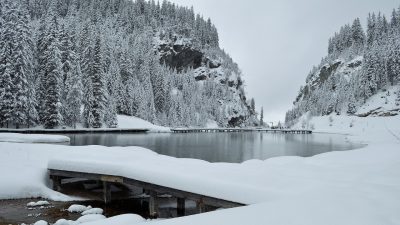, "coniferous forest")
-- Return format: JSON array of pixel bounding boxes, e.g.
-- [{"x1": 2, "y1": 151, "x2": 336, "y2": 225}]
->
[
  {"x1": 0, "y1": 0, "x2": 257, "y2": 129},
  {"x1": 286, "y1": 7, "x2": 400, "y2": 125}
]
